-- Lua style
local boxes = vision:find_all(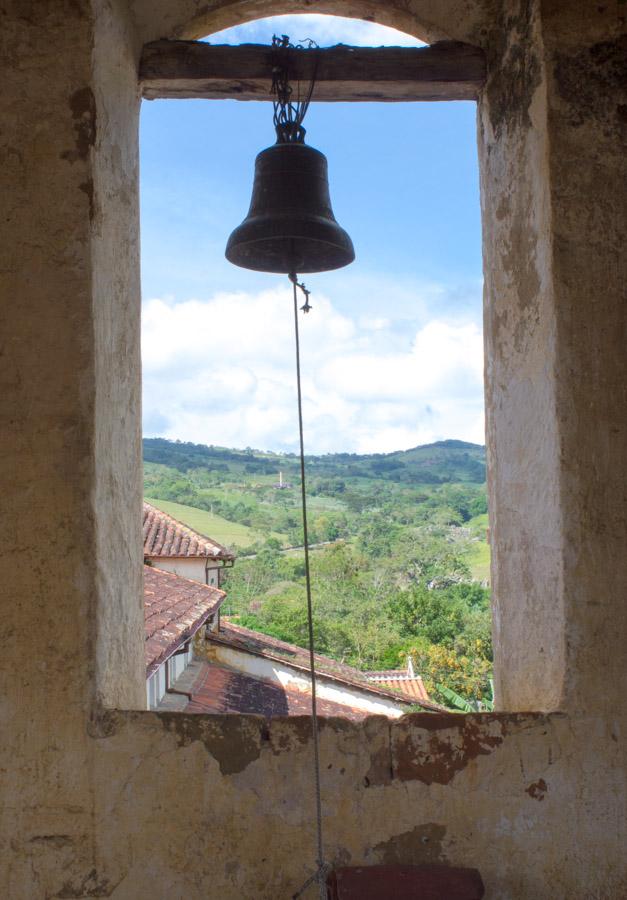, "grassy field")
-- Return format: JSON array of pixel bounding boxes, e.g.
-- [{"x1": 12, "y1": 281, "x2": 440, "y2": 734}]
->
[
  {"x1": 145, "y1": 497, "x2": 288, "y2": 551},
  {"x1": 467, "y1": 541, "x2": 491, "y2": 582},
  {"x1": 465, "y1": 513, "x2": 490, "y2": 581},
  {"x1": 467, "y1": 512, "x2": 489, "y2": 536}
]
